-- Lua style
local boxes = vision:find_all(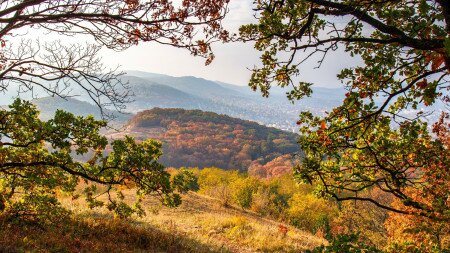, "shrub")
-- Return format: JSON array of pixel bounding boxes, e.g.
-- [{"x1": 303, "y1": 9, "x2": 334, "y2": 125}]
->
[
  {"x1": 197, "y1": 168, "x2": 240, "y2": 206},
  {"x1": 171, "y1": 168, "x2": 199, "y2": 193},
  {"x1": 287, "y1": 193, "x2": 336, "y2": 237},
  {"x1": 306, "y1": 233, "x2": 384, "y2": 253},
  {"x1": 222, "y1": 216, "x2": 253, "y2": 239},
  {"x1": 250, "y1": 184, "x2": 289, "y2": 218},
  {"x1": 230, "y1": 177, "x2": 260, "y2": 209}
]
